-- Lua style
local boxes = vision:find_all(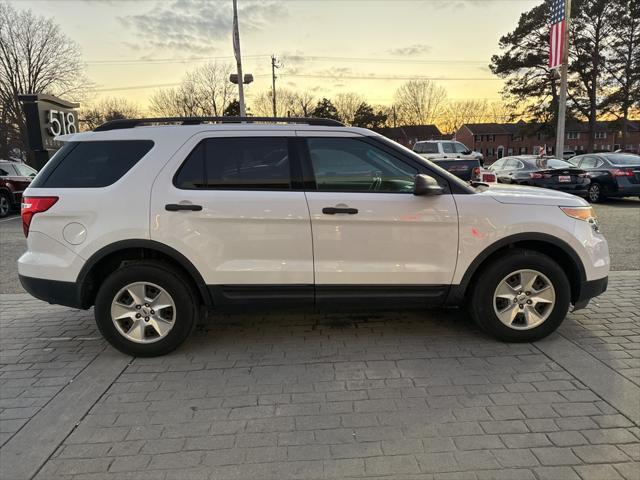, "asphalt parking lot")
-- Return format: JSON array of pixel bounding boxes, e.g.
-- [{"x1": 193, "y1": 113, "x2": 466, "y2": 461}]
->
[{"x1": 0, "y1": 198, "x2": 638, "y2": 480}]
